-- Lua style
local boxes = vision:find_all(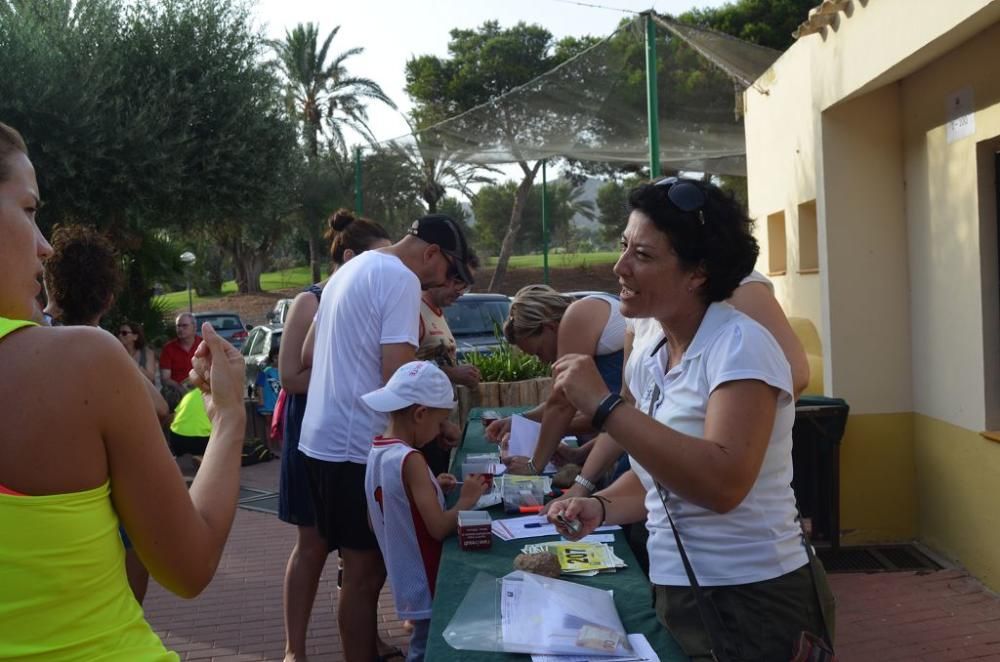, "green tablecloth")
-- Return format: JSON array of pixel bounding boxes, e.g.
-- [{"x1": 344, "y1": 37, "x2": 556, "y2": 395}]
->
[{"x1": 425, "y1": 407, "x2": 688, "y2": 661}]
